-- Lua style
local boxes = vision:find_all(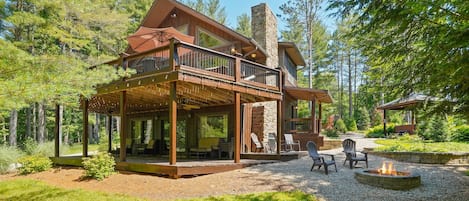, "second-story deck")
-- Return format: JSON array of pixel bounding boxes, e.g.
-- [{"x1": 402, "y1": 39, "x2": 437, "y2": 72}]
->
[{"x1": 89, "y1": 39, "x2": 282, "y2": 114}]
